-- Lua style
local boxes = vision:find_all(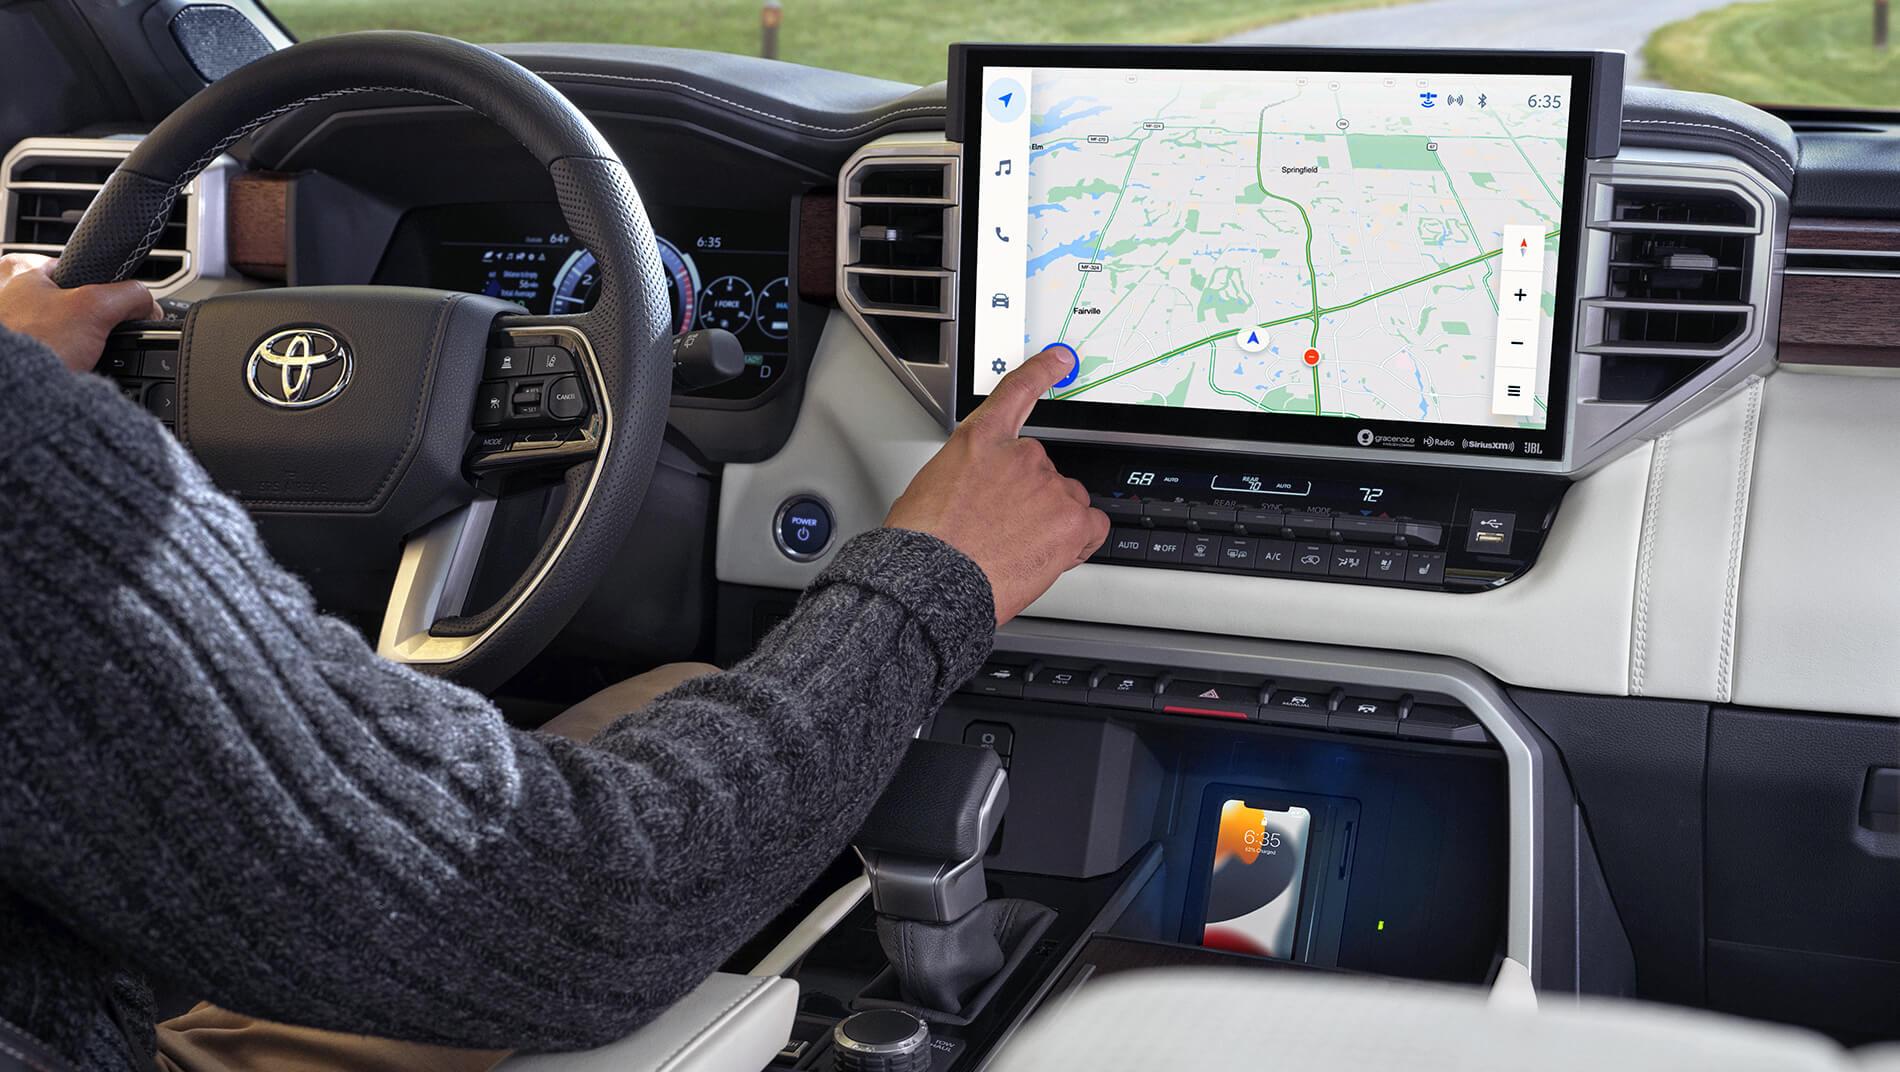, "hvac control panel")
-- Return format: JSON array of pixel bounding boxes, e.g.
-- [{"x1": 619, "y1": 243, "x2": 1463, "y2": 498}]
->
[{"x1": 1048, "y1": 443, "x2": 1569, "y2": 593}]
